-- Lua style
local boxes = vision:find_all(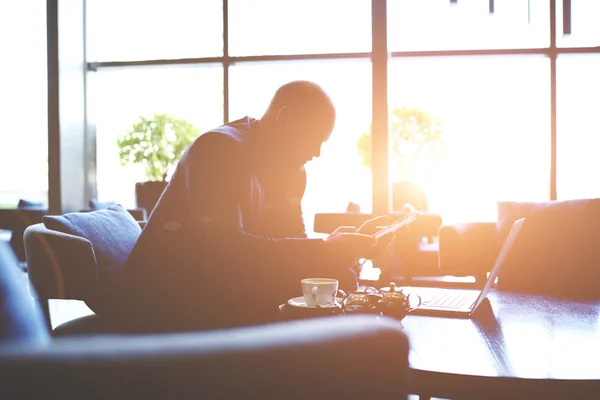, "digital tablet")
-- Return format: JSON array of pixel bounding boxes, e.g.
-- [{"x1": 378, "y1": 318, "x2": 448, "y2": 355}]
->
[{"x1": 373, "y1": 212, "x2": 420, "y2": 240}]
